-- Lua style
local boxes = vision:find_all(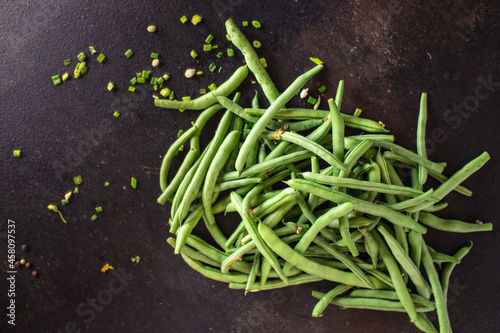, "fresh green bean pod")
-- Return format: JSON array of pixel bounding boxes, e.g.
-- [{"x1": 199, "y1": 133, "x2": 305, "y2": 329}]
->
[
  {"x1": 312, "y1": 284, "x2": 352, "y2": 317},
  {"x1": 418, "y1": 212, "x2": 492, "y2": 233}
]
